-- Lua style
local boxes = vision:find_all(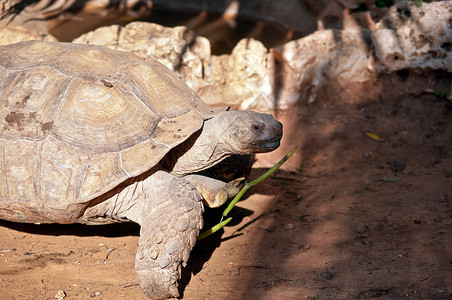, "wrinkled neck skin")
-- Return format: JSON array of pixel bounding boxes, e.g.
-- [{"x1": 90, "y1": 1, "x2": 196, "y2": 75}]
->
[{"x1": 169, "y1": 116, "x2": 230, "y2": 176}]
